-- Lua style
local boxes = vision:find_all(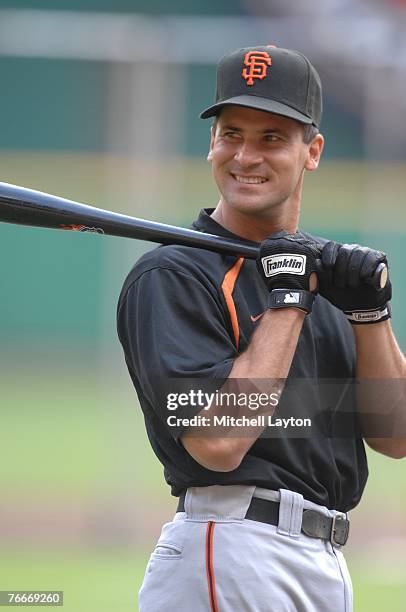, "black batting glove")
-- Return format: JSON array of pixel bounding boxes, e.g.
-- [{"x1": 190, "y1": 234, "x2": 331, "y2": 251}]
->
[
  {"x1": 318, "y1": 241, "x2": 392, "y2": 324},
  {"x1": 256, "y1": 231, "x2": 320, "y2": 314}
]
